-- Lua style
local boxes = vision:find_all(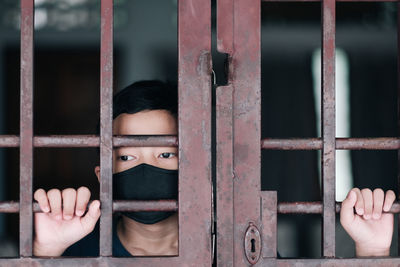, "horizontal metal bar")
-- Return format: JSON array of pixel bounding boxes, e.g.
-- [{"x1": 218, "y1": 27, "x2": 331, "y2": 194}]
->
[
  {"x1": 261, "y1": 138, "x2": 322, "y2": 150},
  {"x1": 0, "y1": 136, "x2": 19, "y2": 147},
  {"x1": 0, "y1": 200, "x2": 178, "y2": 213},
  {"x1": 0, "y1": 257, "x2": 181, "y2": 265},
  {"x1": 0, "y1": 135, "x2": 178, "y2": 148},
  {"x1": 113, "y1": 200, "x2": 178, "y2": 212},
  {"x1": 336, "y1": 138, "x2": 400, "y2": 150},
  {"x1": 262, "y1": 0, "x2": 397, "y2": 2},
  {"x1": 1, "y1": 257, "x2": 400, "y2": 265},
  {"x1": 4, "y1": 200, "x2": 400, "y2": 214},
  {"x1": 2, "y1": 136, "x2": 397, "y2": 149},
  {"x1": 113, "y1": 135, "x2": 178, "y2": 147},
  {"x1": 278, "y1": 201, "x2": 400, "y2": 214},
  {"x1": 261, "y1": 138, "x2": 400, "y2": 150}
]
